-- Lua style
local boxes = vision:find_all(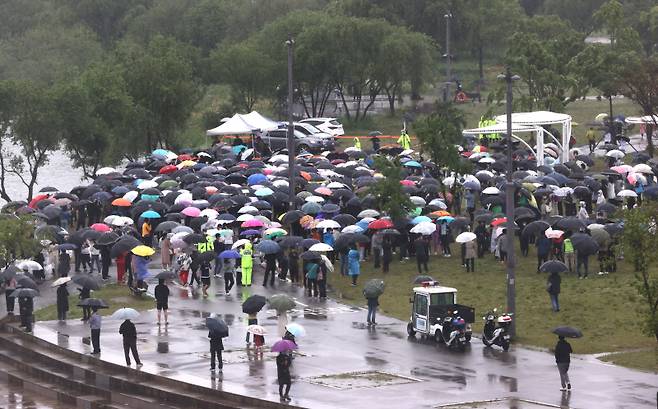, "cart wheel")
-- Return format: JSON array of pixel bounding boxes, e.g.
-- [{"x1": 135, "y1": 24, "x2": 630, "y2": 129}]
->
[
  {"x1": 434, "y1": 330, "x2": 443, "y2": 343},
  {"x1": 406, "y1": 323, "x2": 415, "y2": 338}
]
